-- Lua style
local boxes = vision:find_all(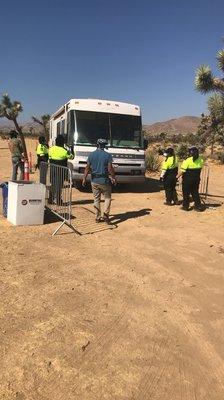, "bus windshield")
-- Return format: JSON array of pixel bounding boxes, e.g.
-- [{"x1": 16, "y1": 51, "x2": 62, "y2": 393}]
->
[
  {"x1": 110, "y1": 114, "x2": 142, "y2": 148},
  {"x1": 75, "y1": 111, "x2": 110, "y2": 146},
  {"x1": 75, "y1": 111, "x2": 142, "y2": 148}
]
